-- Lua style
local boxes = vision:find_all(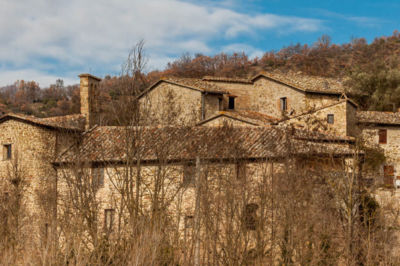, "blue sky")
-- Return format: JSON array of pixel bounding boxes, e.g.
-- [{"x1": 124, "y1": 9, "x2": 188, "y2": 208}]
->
[{"x1": 0, "y1": 0, "x2": 398, "y2": 87}]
